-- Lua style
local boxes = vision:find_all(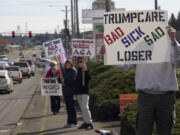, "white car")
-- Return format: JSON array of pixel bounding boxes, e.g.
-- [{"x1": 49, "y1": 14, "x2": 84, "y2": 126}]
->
[
  {"x1": 6, "y1": 66, "x2": 23, "y2": 83},
  {"x1": 14, "y1": 62, "x2": 31, "y2": 78},
  {"x1": 19, "y1": 59, "x2": 36, "y2": 76},
  {"x1": 0, "y1": 55, "x2": 8, "y2": 59},
  {"x1": 0, "y1": 70, "x2": 13, "y2": 93}
]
